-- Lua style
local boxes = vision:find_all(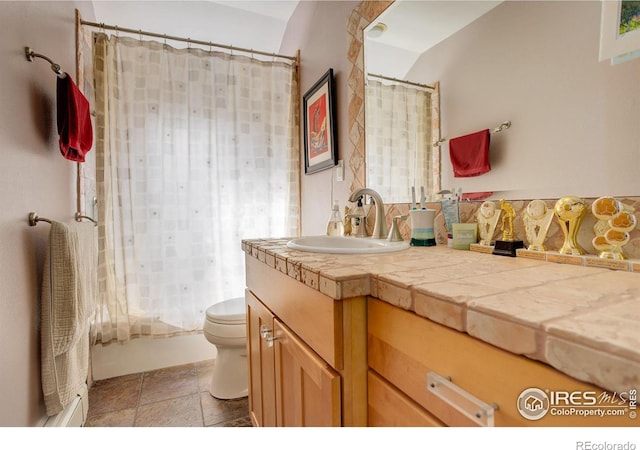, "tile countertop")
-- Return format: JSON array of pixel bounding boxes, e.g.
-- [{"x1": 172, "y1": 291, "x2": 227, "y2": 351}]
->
[{"x1": 242, "y1": 238, "x2": 640, "y2": 394}]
